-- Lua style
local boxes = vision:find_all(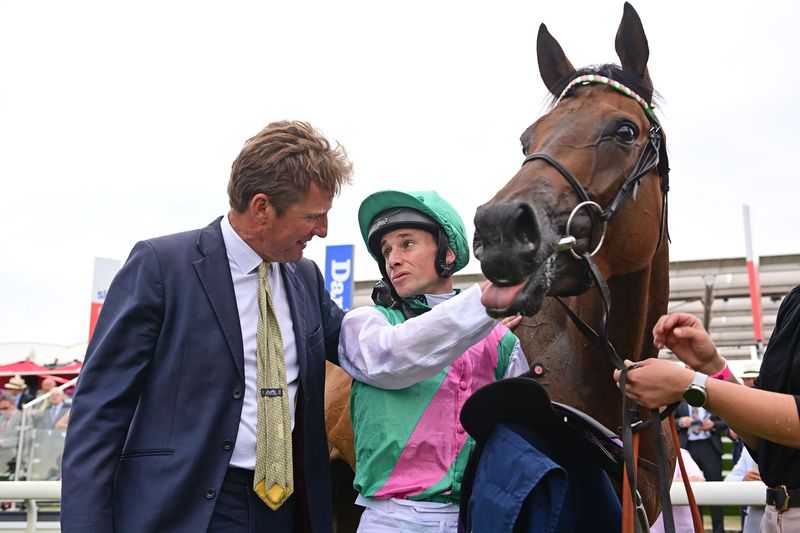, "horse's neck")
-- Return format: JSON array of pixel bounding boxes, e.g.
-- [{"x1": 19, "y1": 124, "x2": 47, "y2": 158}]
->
[
  {"x1": 594, "y1": 249, "x2": 669, "y2": 361},
  {"x1": 517, "y1": 244, "x2": 669, "y2": 430},
  {"x1": 575, "y1": 245, "x2": 669, "y2": 360},
  {"x1": 616, "y1": 243, "x2": 670, "y2": 360}
]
